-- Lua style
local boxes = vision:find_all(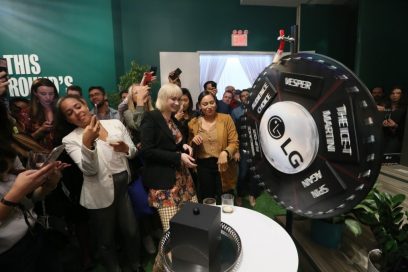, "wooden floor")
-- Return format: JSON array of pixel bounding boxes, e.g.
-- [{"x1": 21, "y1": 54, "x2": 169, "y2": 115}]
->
[
  {"x1": 380, "y1": 164, "x2": 408, "y2": 183},
  {"x1": 277, "y1": 164, "x2": 408, "y2": 272},
  {"x1": 377, "y1": 164, "x2": 408, "y2": 212}
]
